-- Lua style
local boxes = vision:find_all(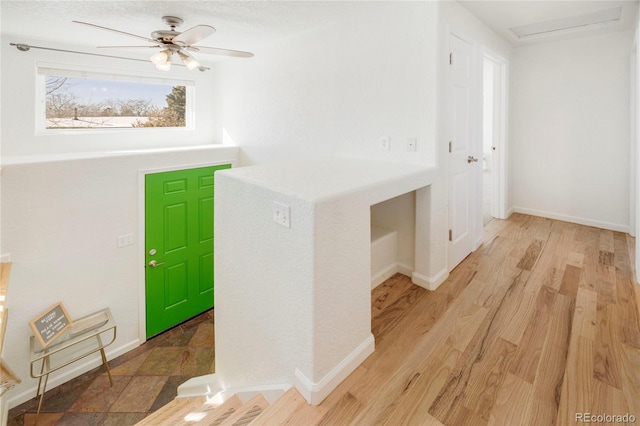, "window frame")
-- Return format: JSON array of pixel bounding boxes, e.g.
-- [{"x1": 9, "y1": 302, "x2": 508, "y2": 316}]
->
[{"x1": 35, "y1": 62, "x2": 195, "y2": 135}]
